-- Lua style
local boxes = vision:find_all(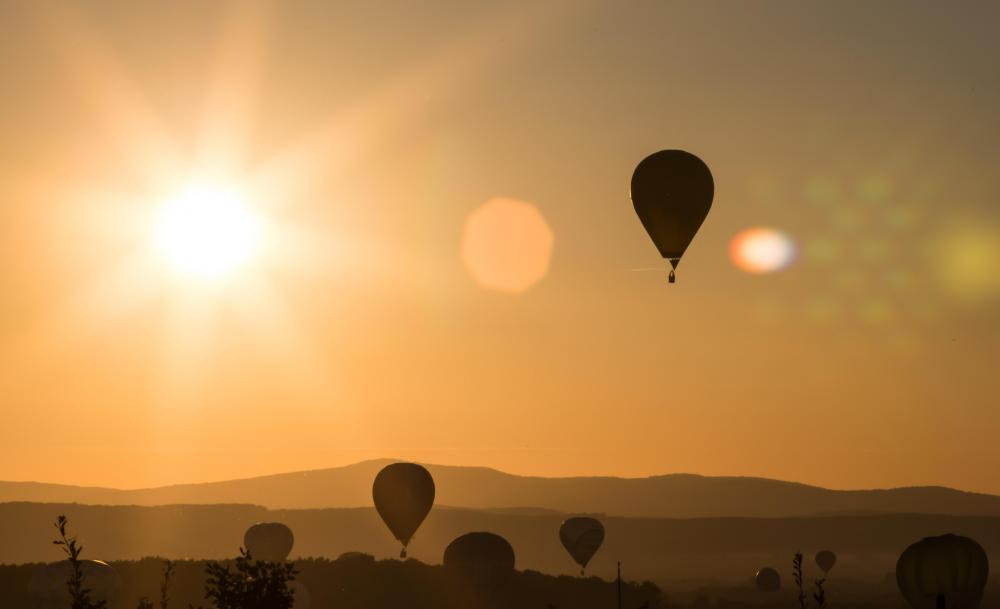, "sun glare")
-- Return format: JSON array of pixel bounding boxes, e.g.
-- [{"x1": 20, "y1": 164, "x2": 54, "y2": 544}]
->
[{"x1": 155, "y1": 182, "x2": 262, "y2": 279}]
